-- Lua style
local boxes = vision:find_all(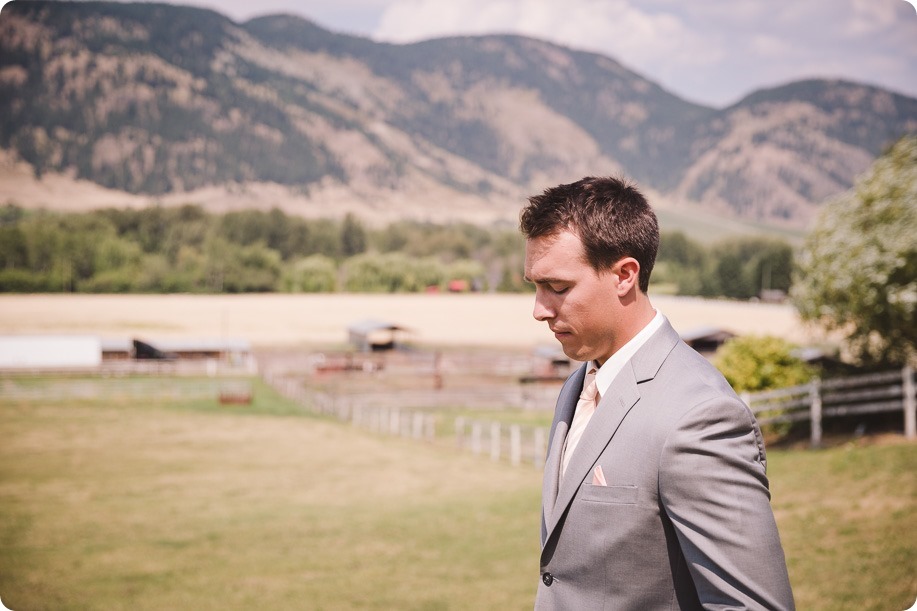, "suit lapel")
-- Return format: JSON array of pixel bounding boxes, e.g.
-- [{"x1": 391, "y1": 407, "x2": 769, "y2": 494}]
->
[
  {"x1": 544, "y1": 366, "x2": 640, "y2": 540},
  {"x1": 542, "y1": 319, "x2": 682, "y2": 546},
  {"x1": 541, "y1": 365, "x2": 585, "y2": 535}
]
